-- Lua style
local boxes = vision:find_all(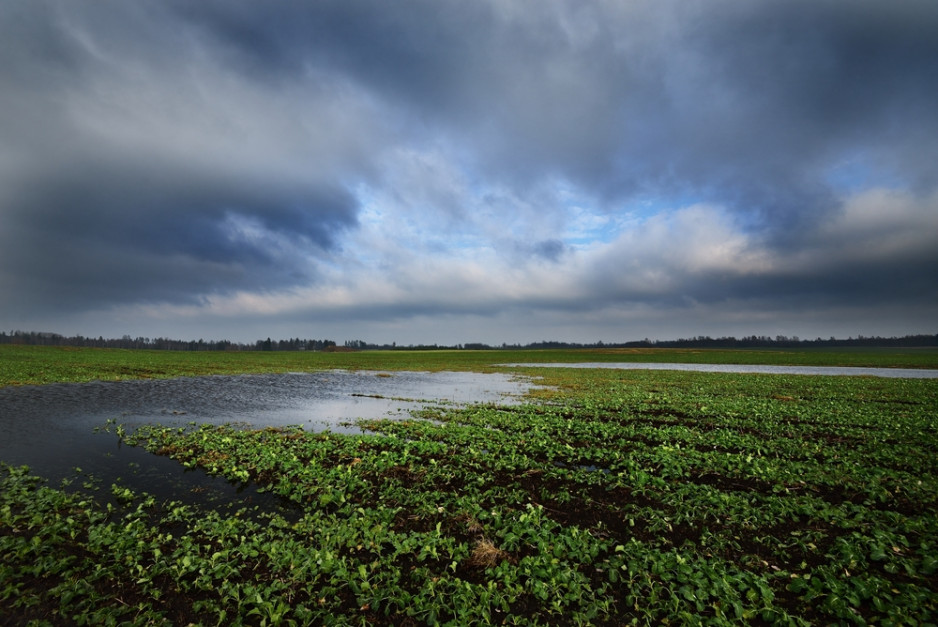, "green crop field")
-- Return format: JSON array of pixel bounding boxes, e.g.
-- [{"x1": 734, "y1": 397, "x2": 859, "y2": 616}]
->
[
  {"x1": 1, "y1": 344, "x2": 937, "y2": 386},
  {"x1": 1, "y1": 348, "x2": 937, "y2": 624}
]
